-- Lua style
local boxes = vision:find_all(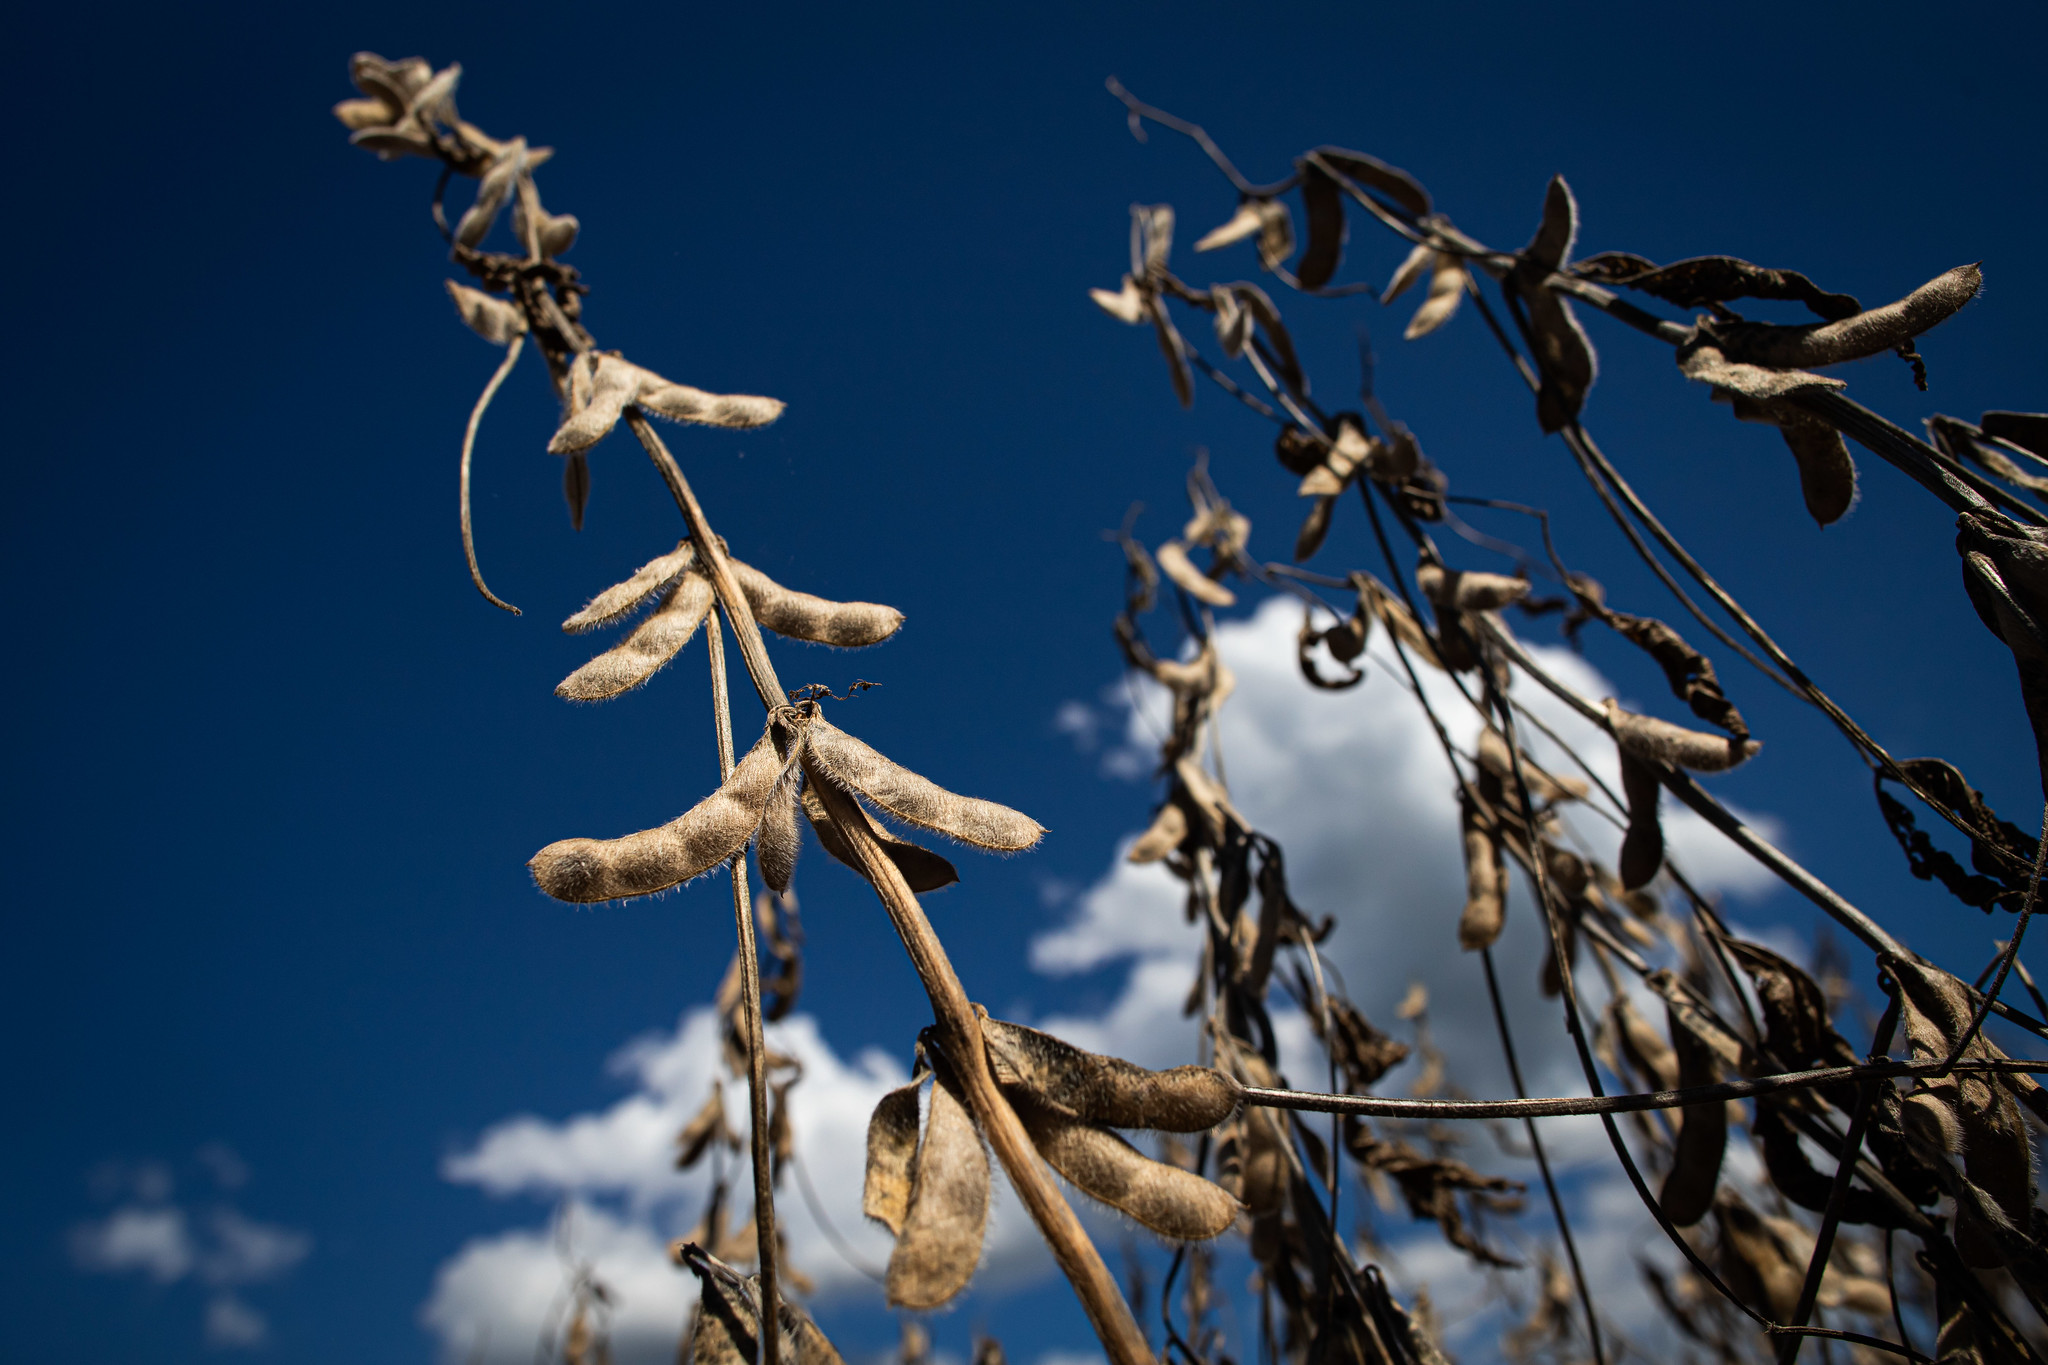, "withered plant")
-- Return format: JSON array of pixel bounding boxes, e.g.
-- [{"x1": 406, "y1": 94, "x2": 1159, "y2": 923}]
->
[
  {"x1": 331, "y1": 49, "x2": 2048, "y2": 1365},
  {"x1": 1079, "y1": 78, "x2": 2048, "y2": 1365}
]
